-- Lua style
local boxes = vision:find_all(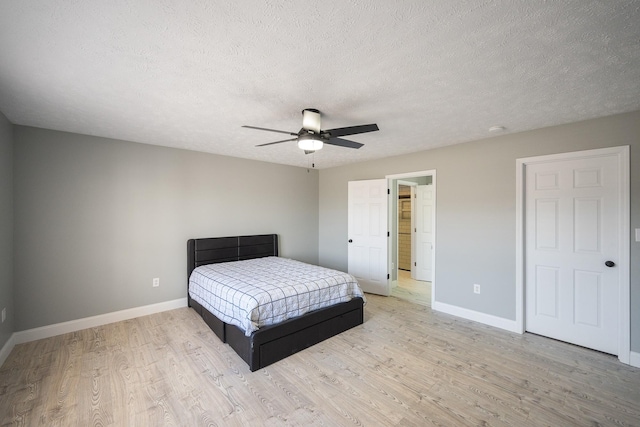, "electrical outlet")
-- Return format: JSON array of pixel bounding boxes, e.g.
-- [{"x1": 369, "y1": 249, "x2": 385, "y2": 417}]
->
[
  {"x1": 1, "y1": 308, "x2": 5, "y2": 323},
  {"x1": 153, "y1": 278, "x2": 160, "y2": 288},
  {"x1": 473, "y1": 284, "x2": 481, "y2": 294}
]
